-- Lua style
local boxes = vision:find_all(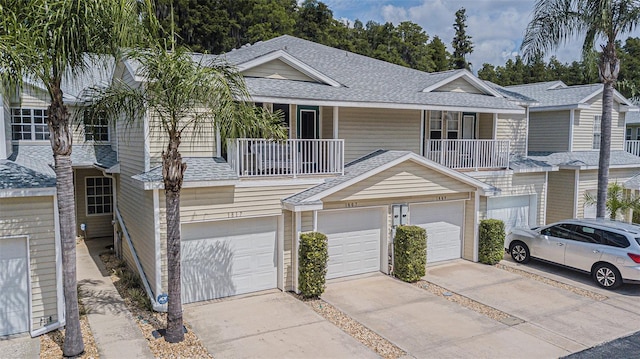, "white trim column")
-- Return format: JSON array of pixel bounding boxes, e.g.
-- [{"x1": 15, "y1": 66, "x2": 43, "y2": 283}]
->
[
  {"x1": 153, "y1": 189, "x2": 162, "y2": 297},
  {"x1": 293, "y1": 211, "x2": 302, "y2": 293},
  {"x1": 569, "y1": 109, "x2": 575, "y2": 151},
  {"x1": 333, "y1": 106, "x2": 339, "y2": 139}
]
